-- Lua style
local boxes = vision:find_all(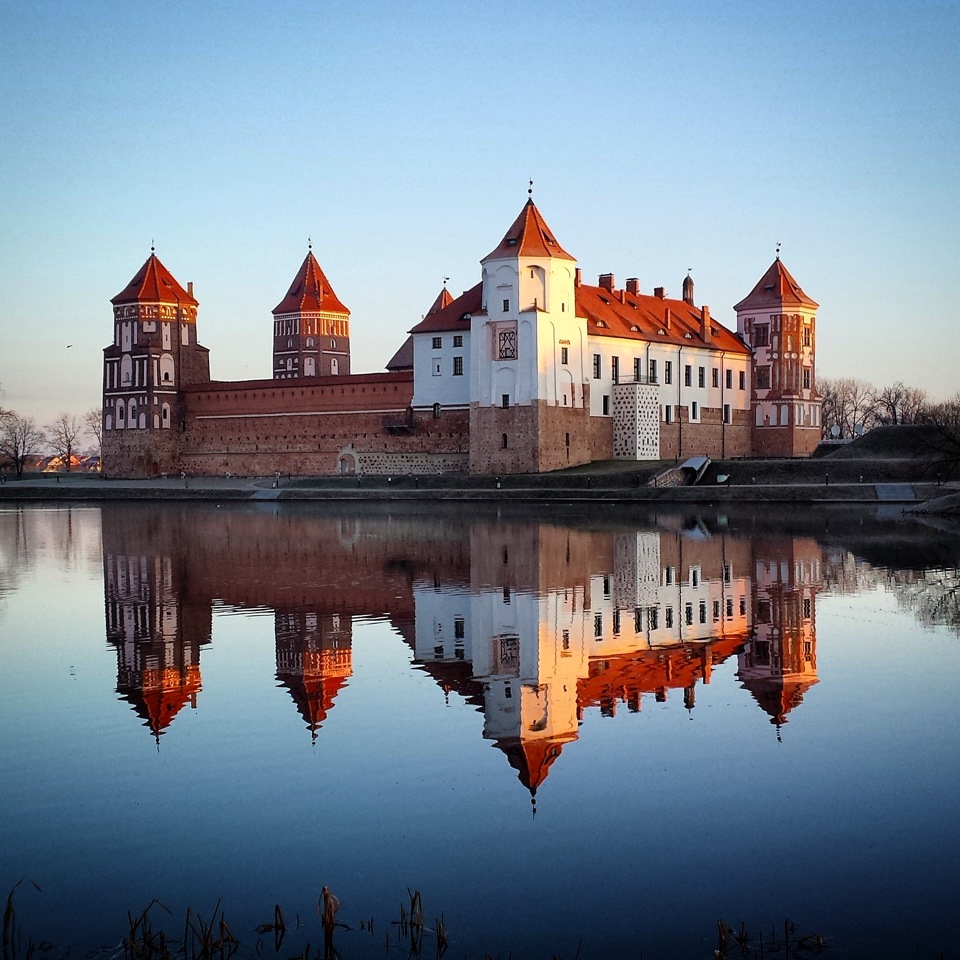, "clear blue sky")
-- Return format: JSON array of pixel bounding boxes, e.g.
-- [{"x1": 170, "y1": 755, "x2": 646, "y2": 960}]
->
[{"x1": 2, "y1": 0, "x2": 958, "y2": 428}]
